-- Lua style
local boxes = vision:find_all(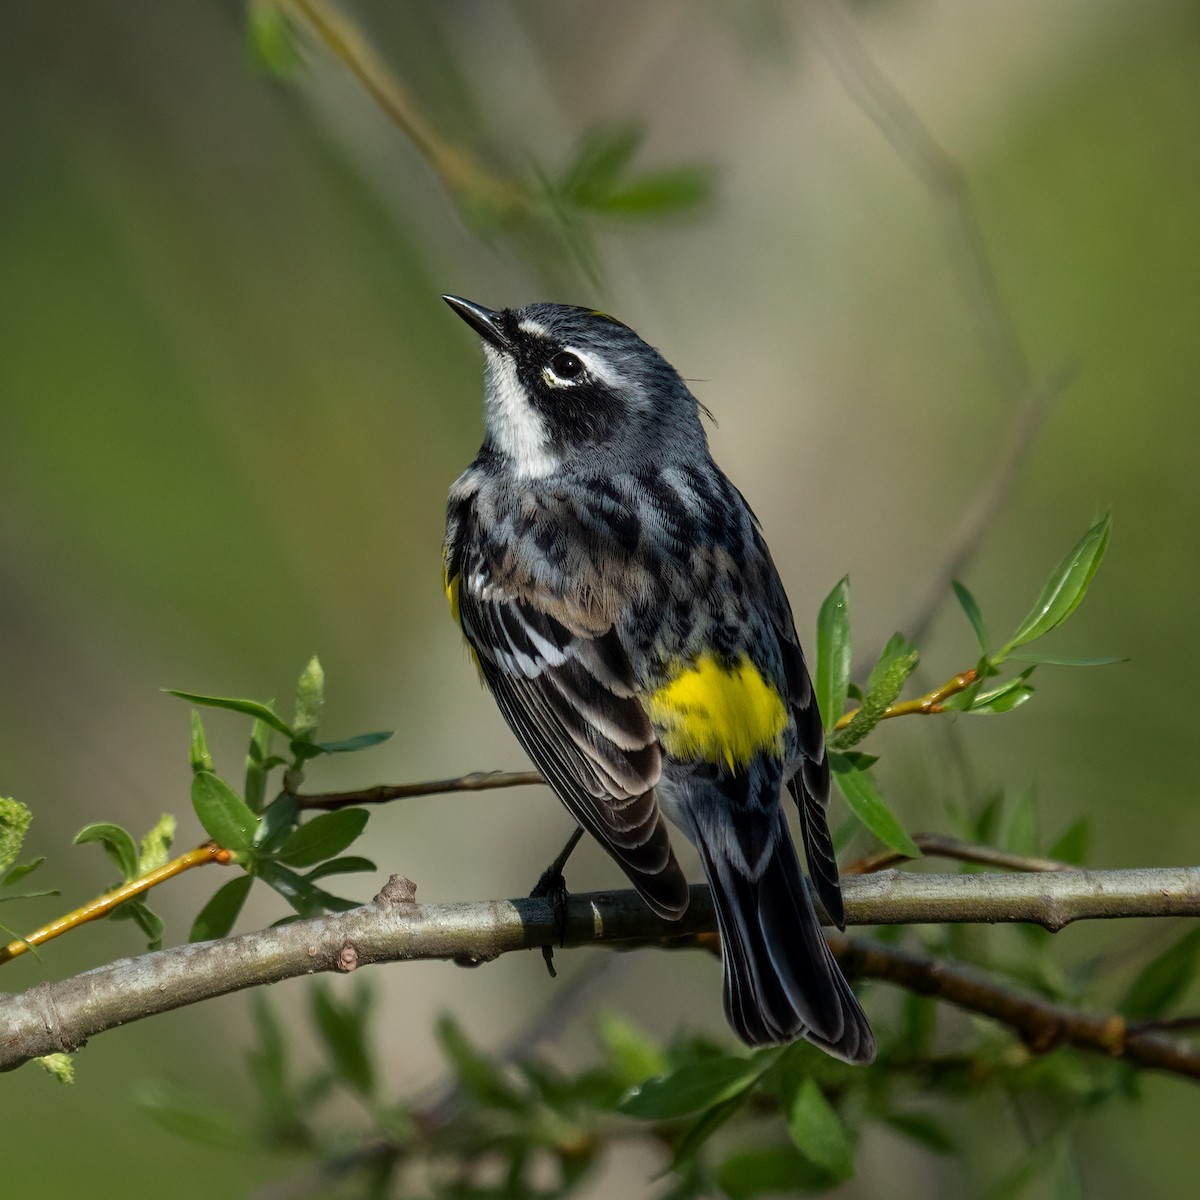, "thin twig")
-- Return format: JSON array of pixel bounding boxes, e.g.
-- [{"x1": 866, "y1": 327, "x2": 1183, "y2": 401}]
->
[
  {"x1": 296, "y1": 770, "x2": 546, "y2": 811},
  {"x1": 4, "y1": 867, "x2": 1199, "y2": 1074},
  {"x1": 831, "y1": 935, "x2": 1200, "y2": 1078},
  {"x1": 0, "y1": 843, "x2": 231, "y2": 965},
  {"x1": 844, "y1": 832, "x2": 1073, "y2": 876}
]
